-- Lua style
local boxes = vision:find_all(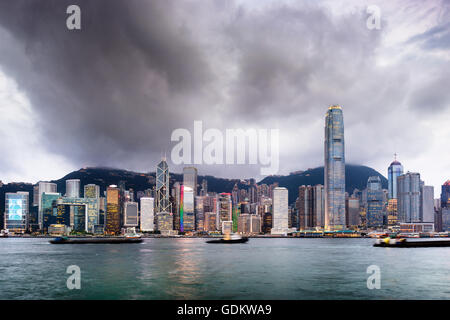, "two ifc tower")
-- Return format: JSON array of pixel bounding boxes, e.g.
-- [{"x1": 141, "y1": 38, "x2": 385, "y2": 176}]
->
[{"x1": 324, "y1": 105, "x2": 346, "y2": 231}]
